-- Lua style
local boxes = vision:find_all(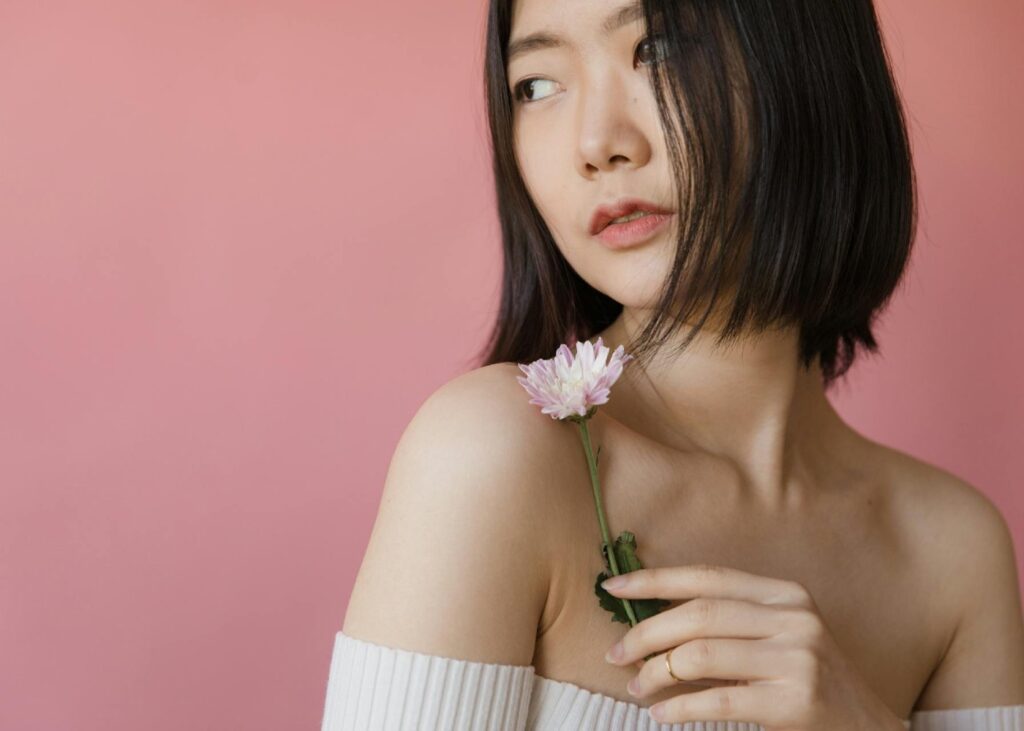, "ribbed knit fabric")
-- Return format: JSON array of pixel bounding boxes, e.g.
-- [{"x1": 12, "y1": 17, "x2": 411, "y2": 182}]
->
[
  {"x1": 909, "y1": 706, "x2": 1024, "y2": 731},
  {"x1": 321, "y1": 630, "x2": 534, "y2": 730},
  {"x1": 322, "y1": 630, "x2": 1024, "y2": 731}
]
